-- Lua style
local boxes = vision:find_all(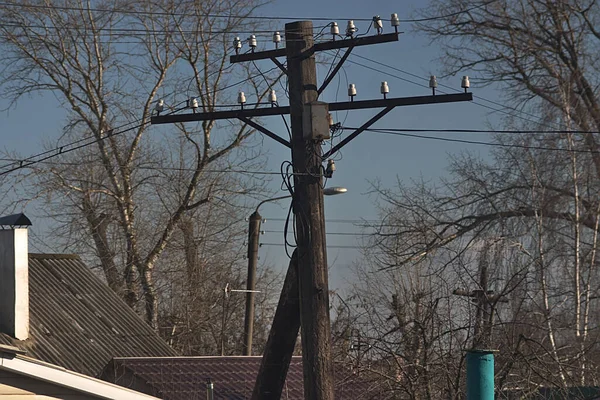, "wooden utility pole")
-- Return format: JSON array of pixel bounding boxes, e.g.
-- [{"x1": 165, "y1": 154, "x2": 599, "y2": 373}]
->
[
  {"x1": 151, "y1": 19, "x2": 473, "y2": 398},
  {"x1": 286, "y1": 21, "x2": 334, "y2": 399},
  {"x1": 251, "y1": 251, "x2": 300, "y2": 400},
  {"x1": 454, "y1": 243, "x2": 507, "y2": 400},
  {"x1": 453, "y1": 243, "x2": 508, "y2": 349},
  {"x1": 243, "y1": 210, "x2": 262, "y2": 356}
]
